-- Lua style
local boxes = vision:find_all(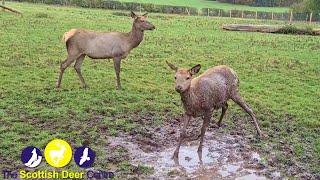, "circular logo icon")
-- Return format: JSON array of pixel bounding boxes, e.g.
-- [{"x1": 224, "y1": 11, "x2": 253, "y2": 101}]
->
[
  {"x1": 74, "y1": 146, "x2": 95, "y2": 168},
  {"x1": 21, "y1": 146, "x2": 42, "y2": 168},
  {"x1": 44, "y1": 139, "x2": 72, "y2": 168}
]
